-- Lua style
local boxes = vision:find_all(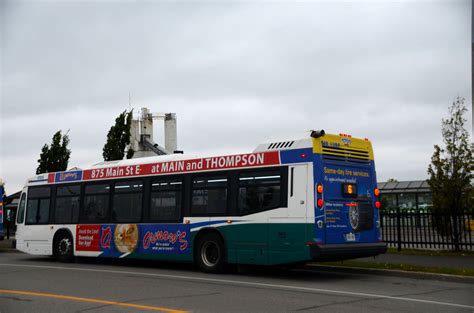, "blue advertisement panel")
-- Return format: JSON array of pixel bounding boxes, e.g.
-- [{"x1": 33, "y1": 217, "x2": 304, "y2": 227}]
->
[
  {"x1": 76, "y1": 223, "x2": 191, "y2": 257},
  {"x1": 55, "y1": 170, "x2": 83, "y2": 183},
  {"x1": 317, "y1": 162, "x2": 378, "y2": 244}
]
